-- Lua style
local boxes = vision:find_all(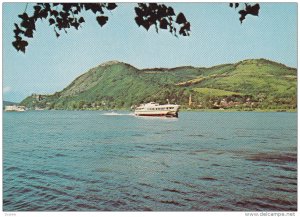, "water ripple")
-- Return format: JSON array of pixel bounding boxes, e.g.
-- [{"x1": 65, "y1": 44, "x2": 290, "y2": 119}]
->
[{"x1": 3, "y1": 111, "x2": 297, "y2": 211}]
